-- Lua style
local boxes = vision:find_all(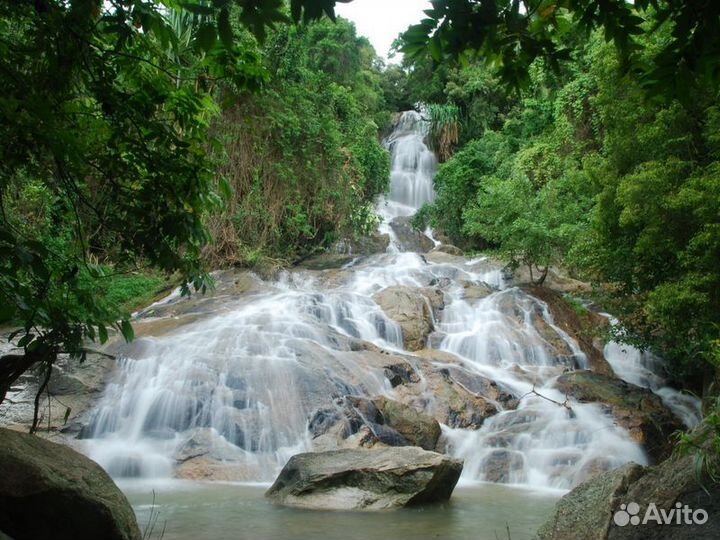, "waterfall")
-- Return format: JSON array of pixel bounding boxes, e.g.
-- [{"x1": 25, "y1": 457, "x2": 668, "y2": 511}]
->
[
  {"x1": 378, "y1": 110, "x2": 437, "y2": 225},
  {"x1": 80, "y1": 111, "x2": 695, "y2": 490}
]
